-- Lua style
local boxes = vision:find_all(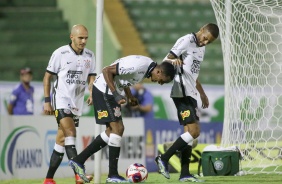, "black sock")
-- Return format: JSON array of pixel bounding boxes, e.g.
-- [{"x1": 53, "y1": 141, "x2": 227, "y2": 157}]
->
[
  {"x1": 46, "y1": 150, "x2": 64, "y2": 178},
  {"x1": 161, "y1": 137, "x2": 187, "y2": 162},
  {"x1": 180, "y1": 145, "x2": 192, "y2": 177},
  {"x1": 65, "y1": 145, "x2": 77, "y2": 160},
  {"x1": 108, "y1": 146, "x2": 120, "y2": 177},
  {"x1": 73, "y1": 135, "x2": 107, "y2": 164}
]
